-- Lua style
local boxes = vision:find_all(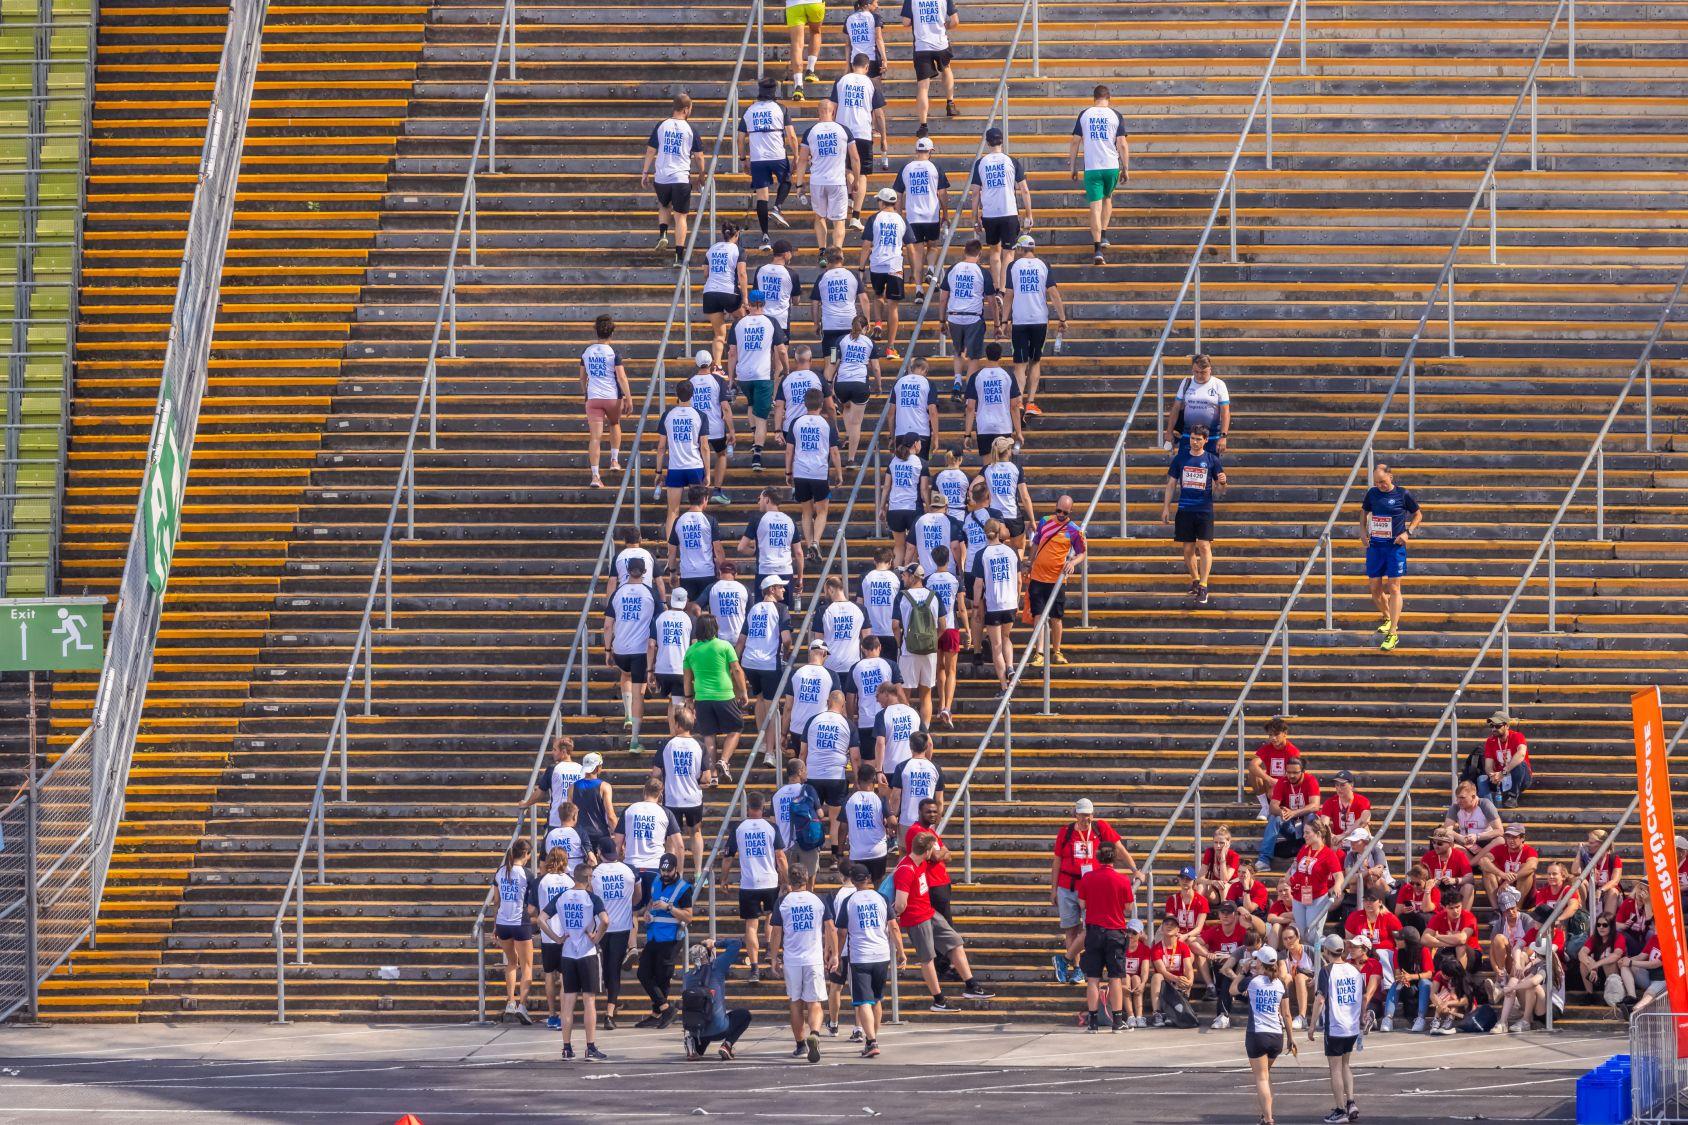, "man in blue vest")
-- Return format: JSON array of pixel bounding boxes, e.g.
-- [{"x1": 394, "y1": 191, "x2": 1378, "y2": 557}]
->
[{"x1": 634, "y1": 853, "x2": 694, "y2": 1028}]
